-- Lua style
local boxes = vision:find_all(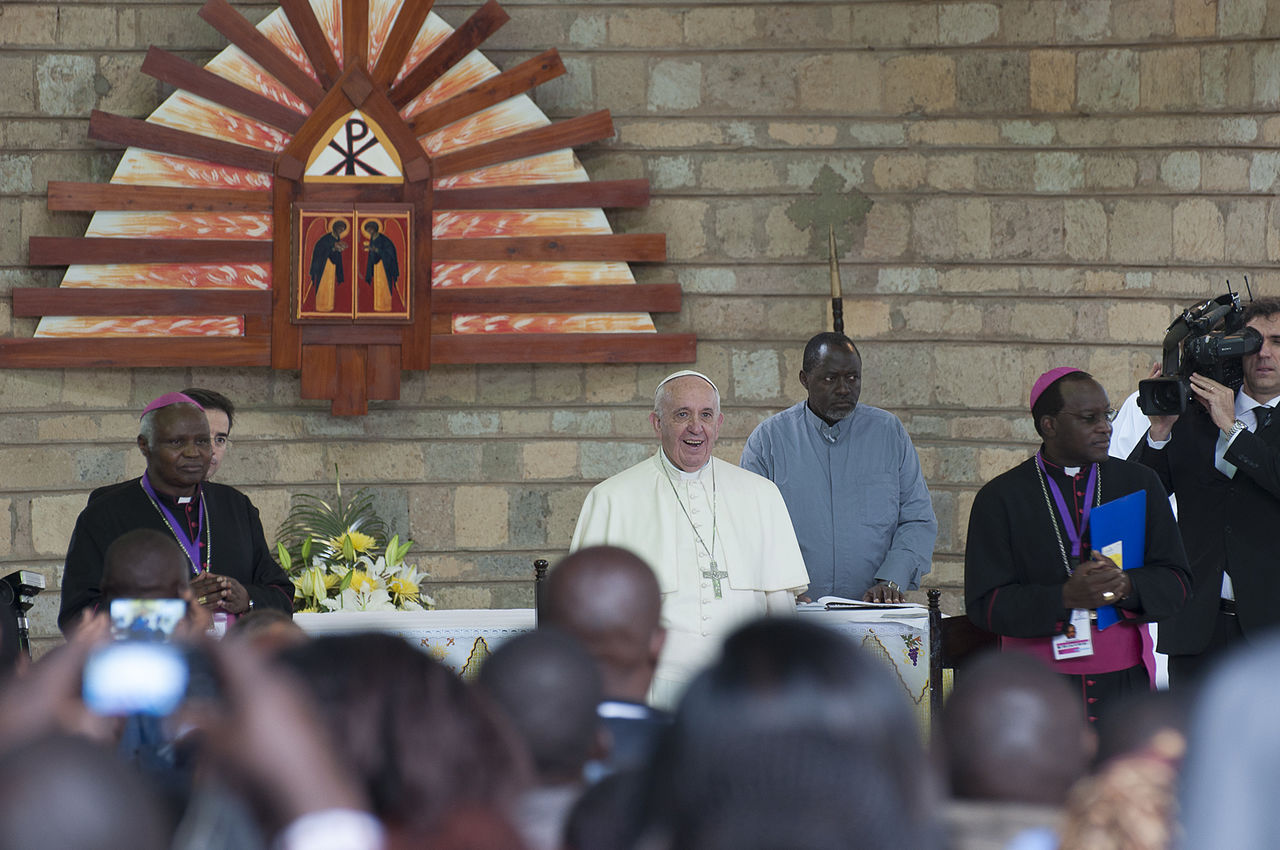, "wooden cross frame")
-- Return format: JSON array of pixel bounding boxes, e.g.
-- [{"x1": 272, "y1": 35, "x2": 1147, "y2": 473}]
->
[{"x1": 8, "y1": 0, "x2": 695, "y2": 415}]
